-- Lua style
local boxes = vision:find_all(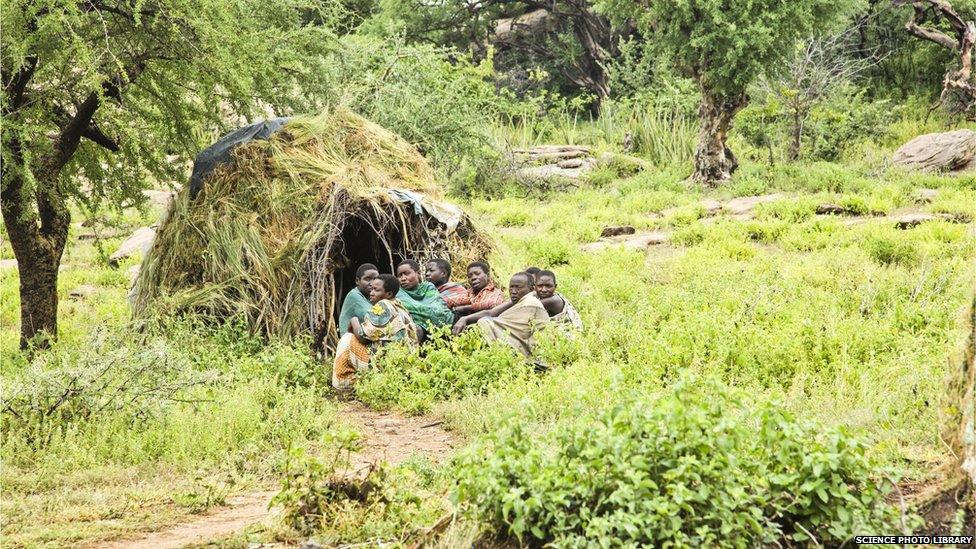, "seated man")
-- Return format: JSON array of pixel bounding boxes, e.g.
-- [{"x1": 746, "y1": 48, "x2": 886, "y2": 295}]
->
[
  {"x1": 451, "y1": 261, "x2": 505, "y2": 317},
  {"x1": 426, "y1": 258, "x2": 471, "y2": 309},
  {"x1": 453, "y1": 272, "x2": 550, "y2": 357},
  {"x1": 332, "y1": 274, "x2": 417, "y2": 391},
  {"x1": 337, "y1": 263, "x2": 379, "y2": 334},
  {"x1": 395, "y1": 259, "x2": 453, "y2": 340},
  {"x1": 534, "y1": 270, "x2": 583, "y2": 331}
]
